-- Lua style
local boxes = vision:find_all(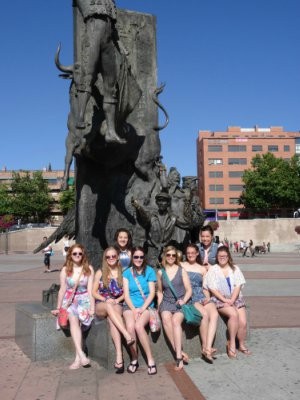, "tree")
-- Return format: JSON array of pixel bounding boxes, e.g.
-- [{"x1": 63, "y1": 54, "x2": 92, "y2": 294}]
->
[
  {"x1": 59, "y1": 185, "x2": 75, "y2": 215},
  {"x1": 0, "y1": 184, "x2": 12, "y2": 215},
  {"x1": 240, "y1": 153, "x2": 300, "y2": 212},
  {"x1": 10, "y1": 171, "x2": 52, "y2": 222}
]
